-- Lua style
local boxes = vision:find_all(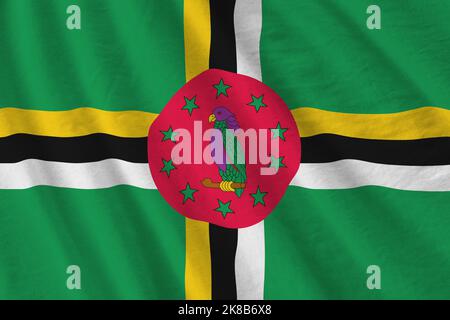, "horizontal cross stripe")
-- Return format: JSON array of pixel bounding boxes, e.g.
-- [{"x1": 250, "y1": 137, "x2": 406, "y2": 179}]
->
[
  {"x1": 301, "y1": 134, "x2": 450, "y2": 165},
  {"x1": 293, "y1": 106, "x2": 450, "y2": 139},
  {"x1": 0, "y1": 133, "x2": 448, "y2": 165},
  {"x1": 0, "y1": 134, "x2": 147, "y2": 163},
  {"x1": 1, "y1": 106, "x2": 449, "y2": 140},
  {"x1": 1, "y1": 159, "x2": 449, "y2": 191},
  {"x1": 0, "y1": 107, "x2": 156, "y2": 138},
  {"x1": 295, "y1": 160, "x2": 450, "y2": 191},
  {"x1": 0, "y1": 159, "x2": 153, "y2": 189}
]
